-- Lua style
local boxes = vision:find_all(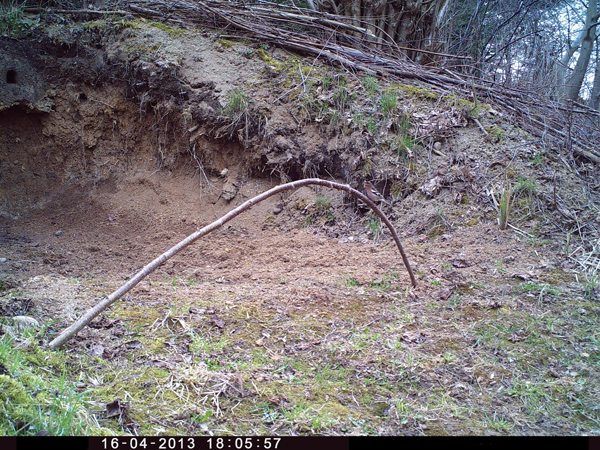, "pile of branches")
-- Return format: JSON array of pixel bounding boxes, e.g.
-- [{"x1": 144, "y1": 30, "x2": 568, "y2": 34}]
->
[{"x1": 26, "y1": 0, "x2": 600, "y2": 162}]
